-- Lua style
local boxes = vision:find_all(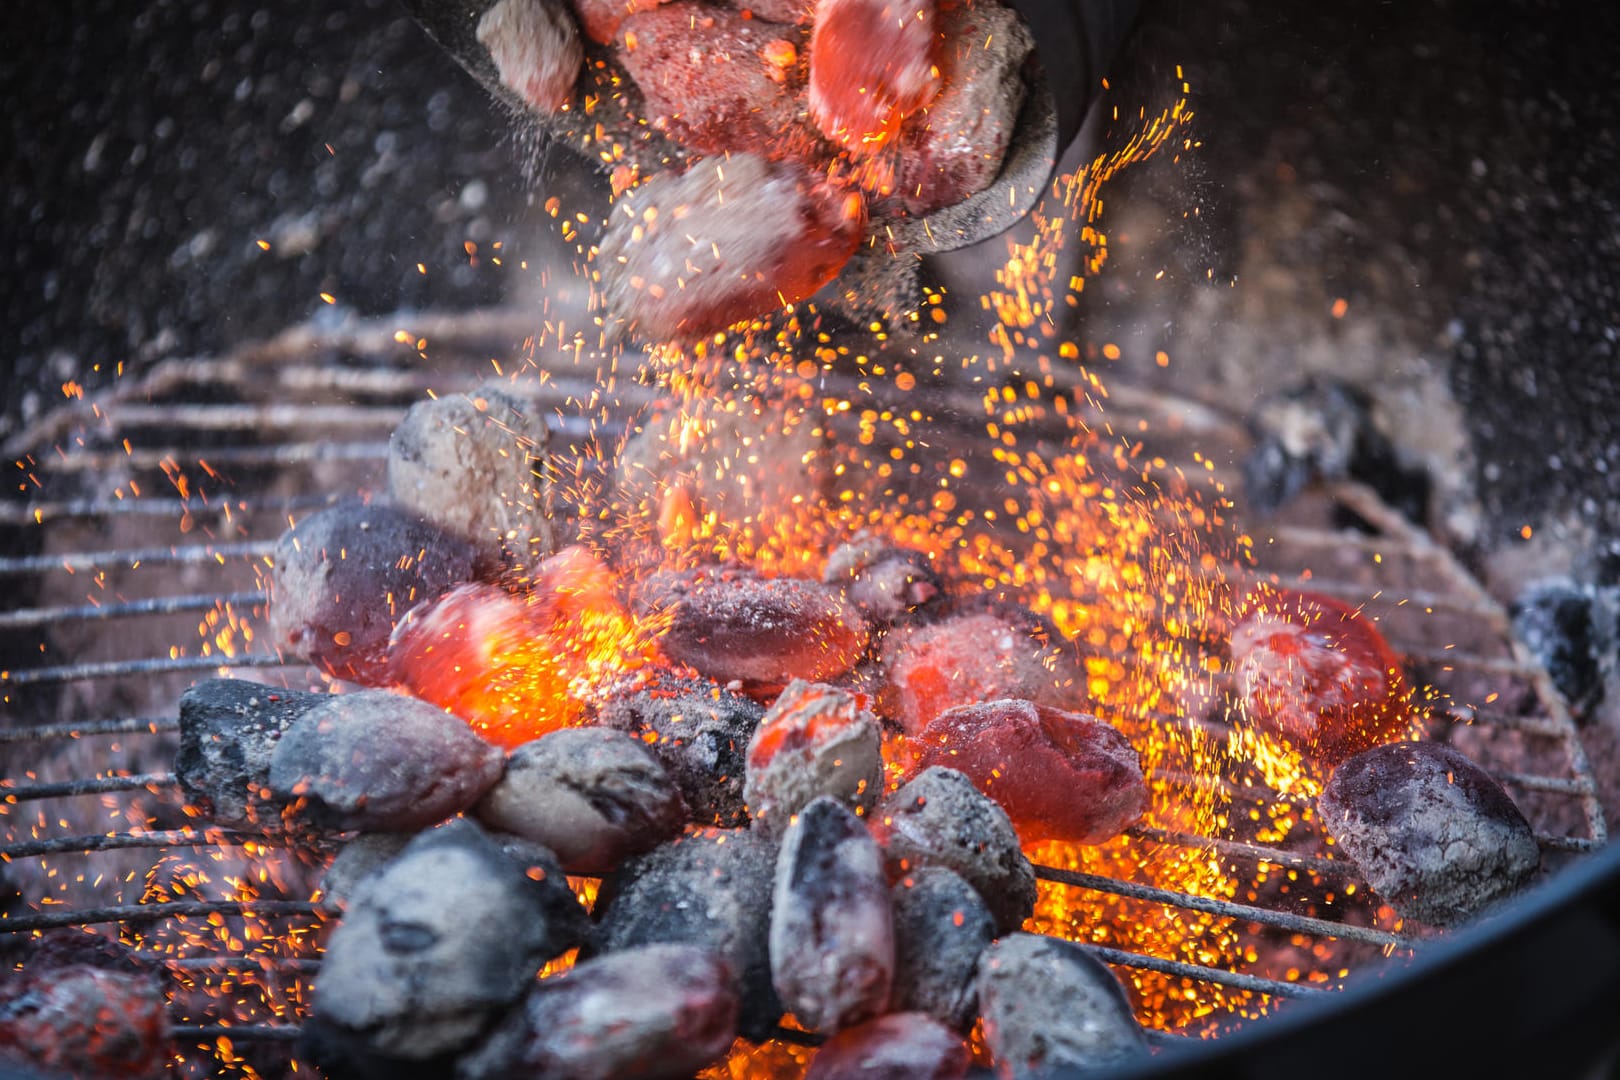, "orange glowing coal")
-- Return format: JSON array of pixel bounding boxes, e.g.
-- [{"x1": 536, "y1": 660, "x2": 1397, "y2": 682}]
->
[{"x1": 389, "y1": 546, "x2": 660, "y2": 749}]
